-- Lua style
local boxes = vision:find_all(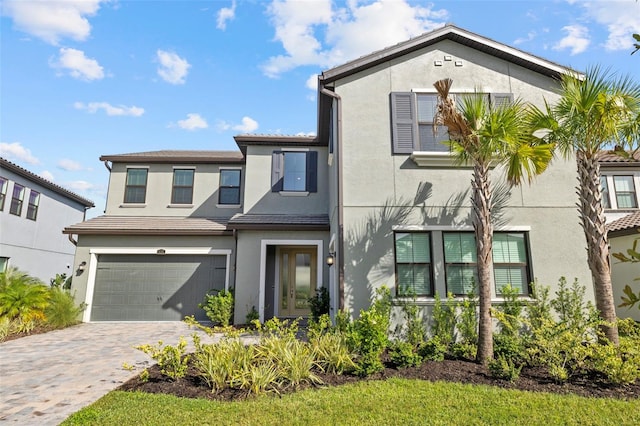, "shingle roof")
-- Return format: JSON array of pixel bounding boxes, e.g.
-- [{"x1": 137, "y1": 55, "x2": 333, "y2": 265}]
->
[
  {"x1": 63, "y1": 216, "x2": 231, "y2": 235},
  {"x1": 99, "y1": 150, "x2": 245, "y2": 164},
  {"x1": 0, "y1": 157, "x2": 95, "y2": 207},
  {"x1": 228, "y1": 214, "x2": 330, "y2": 230},
  {"x1": 599, "y1": 150, "x2": 640, "y2": 164},
  {"x1": 607, "y1": 211, "x2": 640, "y2": 236}
]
